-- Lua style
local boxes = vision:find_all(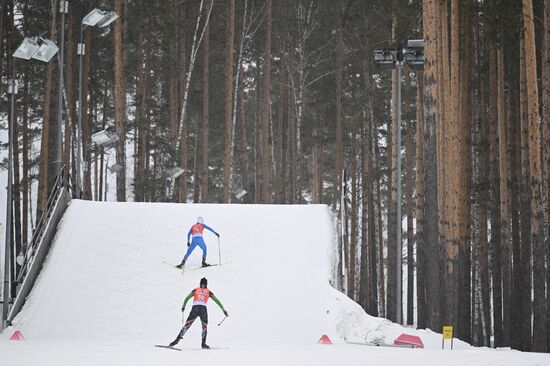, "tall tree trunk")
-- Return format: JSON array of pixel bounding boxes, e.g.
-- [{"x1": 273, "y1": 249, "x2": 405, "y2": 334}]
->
[
  {"x1": 237, "y1": 65, "x2": 249, "y2": 203},
  {"x1": 415, "y1": 70, "x2": 426, "y2": 329},
  {"x1": 254, "y1": 55, "x2": 261, "y2": 203},
  {"x1": 508, "y1": 48, "x2": 522, "y2": 350},
  {"x1": 276, "y1": 37, "x2": 287, "y2": 204},
  {"x1": 135, "y1": 33, "x2": 149, "y2": 202},
  {"x1": 335, "y1": 0, "x2": 344, "y2": 211},
  {"x1": 489, "y1": 44, "x2": 503, "y2": 348},
  {"x1": 37, "y1": 0, "x2": 58, "y2": 219},
  {"x1": 259, "y1": 0, "x2": 272, "y2": 203},
  {"x1": 169, "y1": 0, "x2": 180, "y2": 147},
  {"x1": 11, "y1": 52, "x2": 22, "y2": 274},
  {"x1": 477, "y1": 43, "x2": 492, "y2": 347},
  {"x1": 541, "y1": 0, "x2": 550, "y2": 349},
  {"x1": 519, "y1": 36, "x2": 533, "y2": 351},
  {"x1": 457, "y1": 0, "x2": 473, "y2": 343},
  {"x1": 442, "y1": 0, "x2": 460, "y2": 332},
  {"x1": 113, "y1": 0, "x2": 126, "y2": 201},
  {"x1": 360, "y1": 10, "x2": 377, "y2": 316},
  {"x1": 223, "y1": 0, "x2": 235, "y2": 203},
  {"x1": 348, "y1": 133, "x2": 358, "y2": 299},
  {"x1": 422, "y1": 0, "x2": 442, "y2": 331},
  {"x1": 497, "y1": 44, "x2": 512, "y2": 347},
  {"x1": 522, "y1": 0, "x2": 547, "y2": 352}
]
